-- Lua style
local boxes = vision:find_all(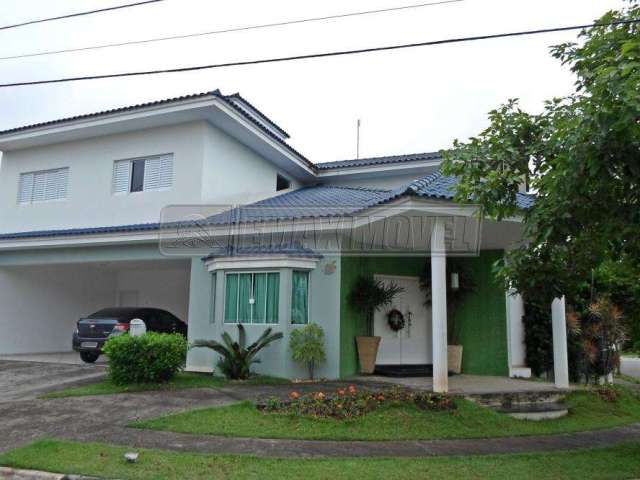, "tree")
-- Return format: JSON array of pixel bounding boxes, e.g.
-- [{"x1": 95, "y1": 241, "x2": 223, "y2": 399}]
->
[
  {"x1": 441, "y1": 2, "x2": 640, "y2": 307},
  {"x1": 289, "y1": 323, "x2": 326, "y2": 380}
]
